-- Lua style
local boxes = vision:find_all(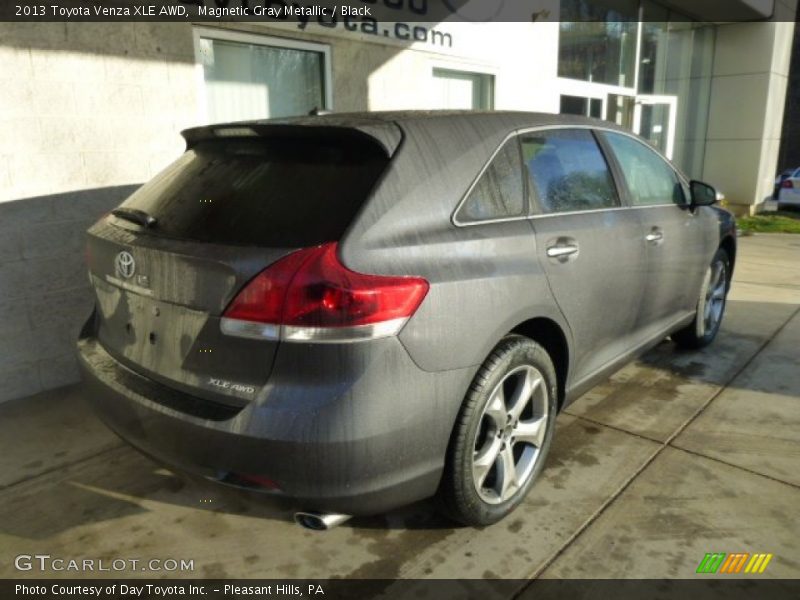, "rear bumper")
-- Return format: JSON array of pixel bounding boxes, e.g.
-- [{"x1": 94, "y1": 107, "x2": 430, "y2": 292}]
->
[
  {"x1": 77, "y1": 334, "x2": 473, "y2": 516},
  {"x1": 778, "y1": 189, "x2": 800, "y2": 205}
]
